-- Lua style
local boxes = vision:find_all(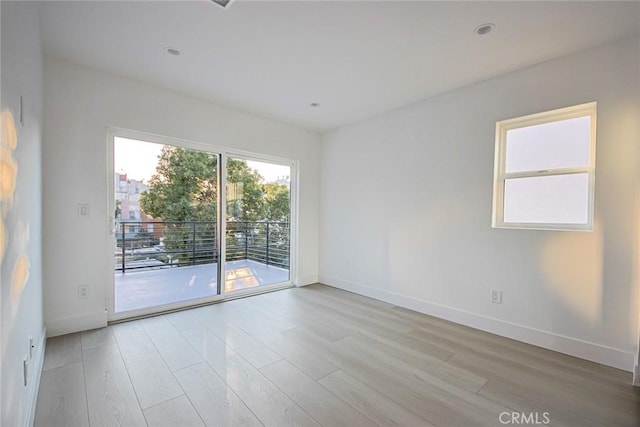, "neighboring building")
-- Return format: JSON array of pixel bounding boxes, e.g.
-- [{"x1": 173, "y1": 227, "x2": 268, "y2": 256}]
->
[
  {"x1": 115, "y1": 172, "x2": 147, "y2": 206},
  {"x1": 114, "y1": 172, "x2": 155, "y2": 235},
  {"x1": 275, "y1": 175, "x2": 290, "y2": 188}
]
